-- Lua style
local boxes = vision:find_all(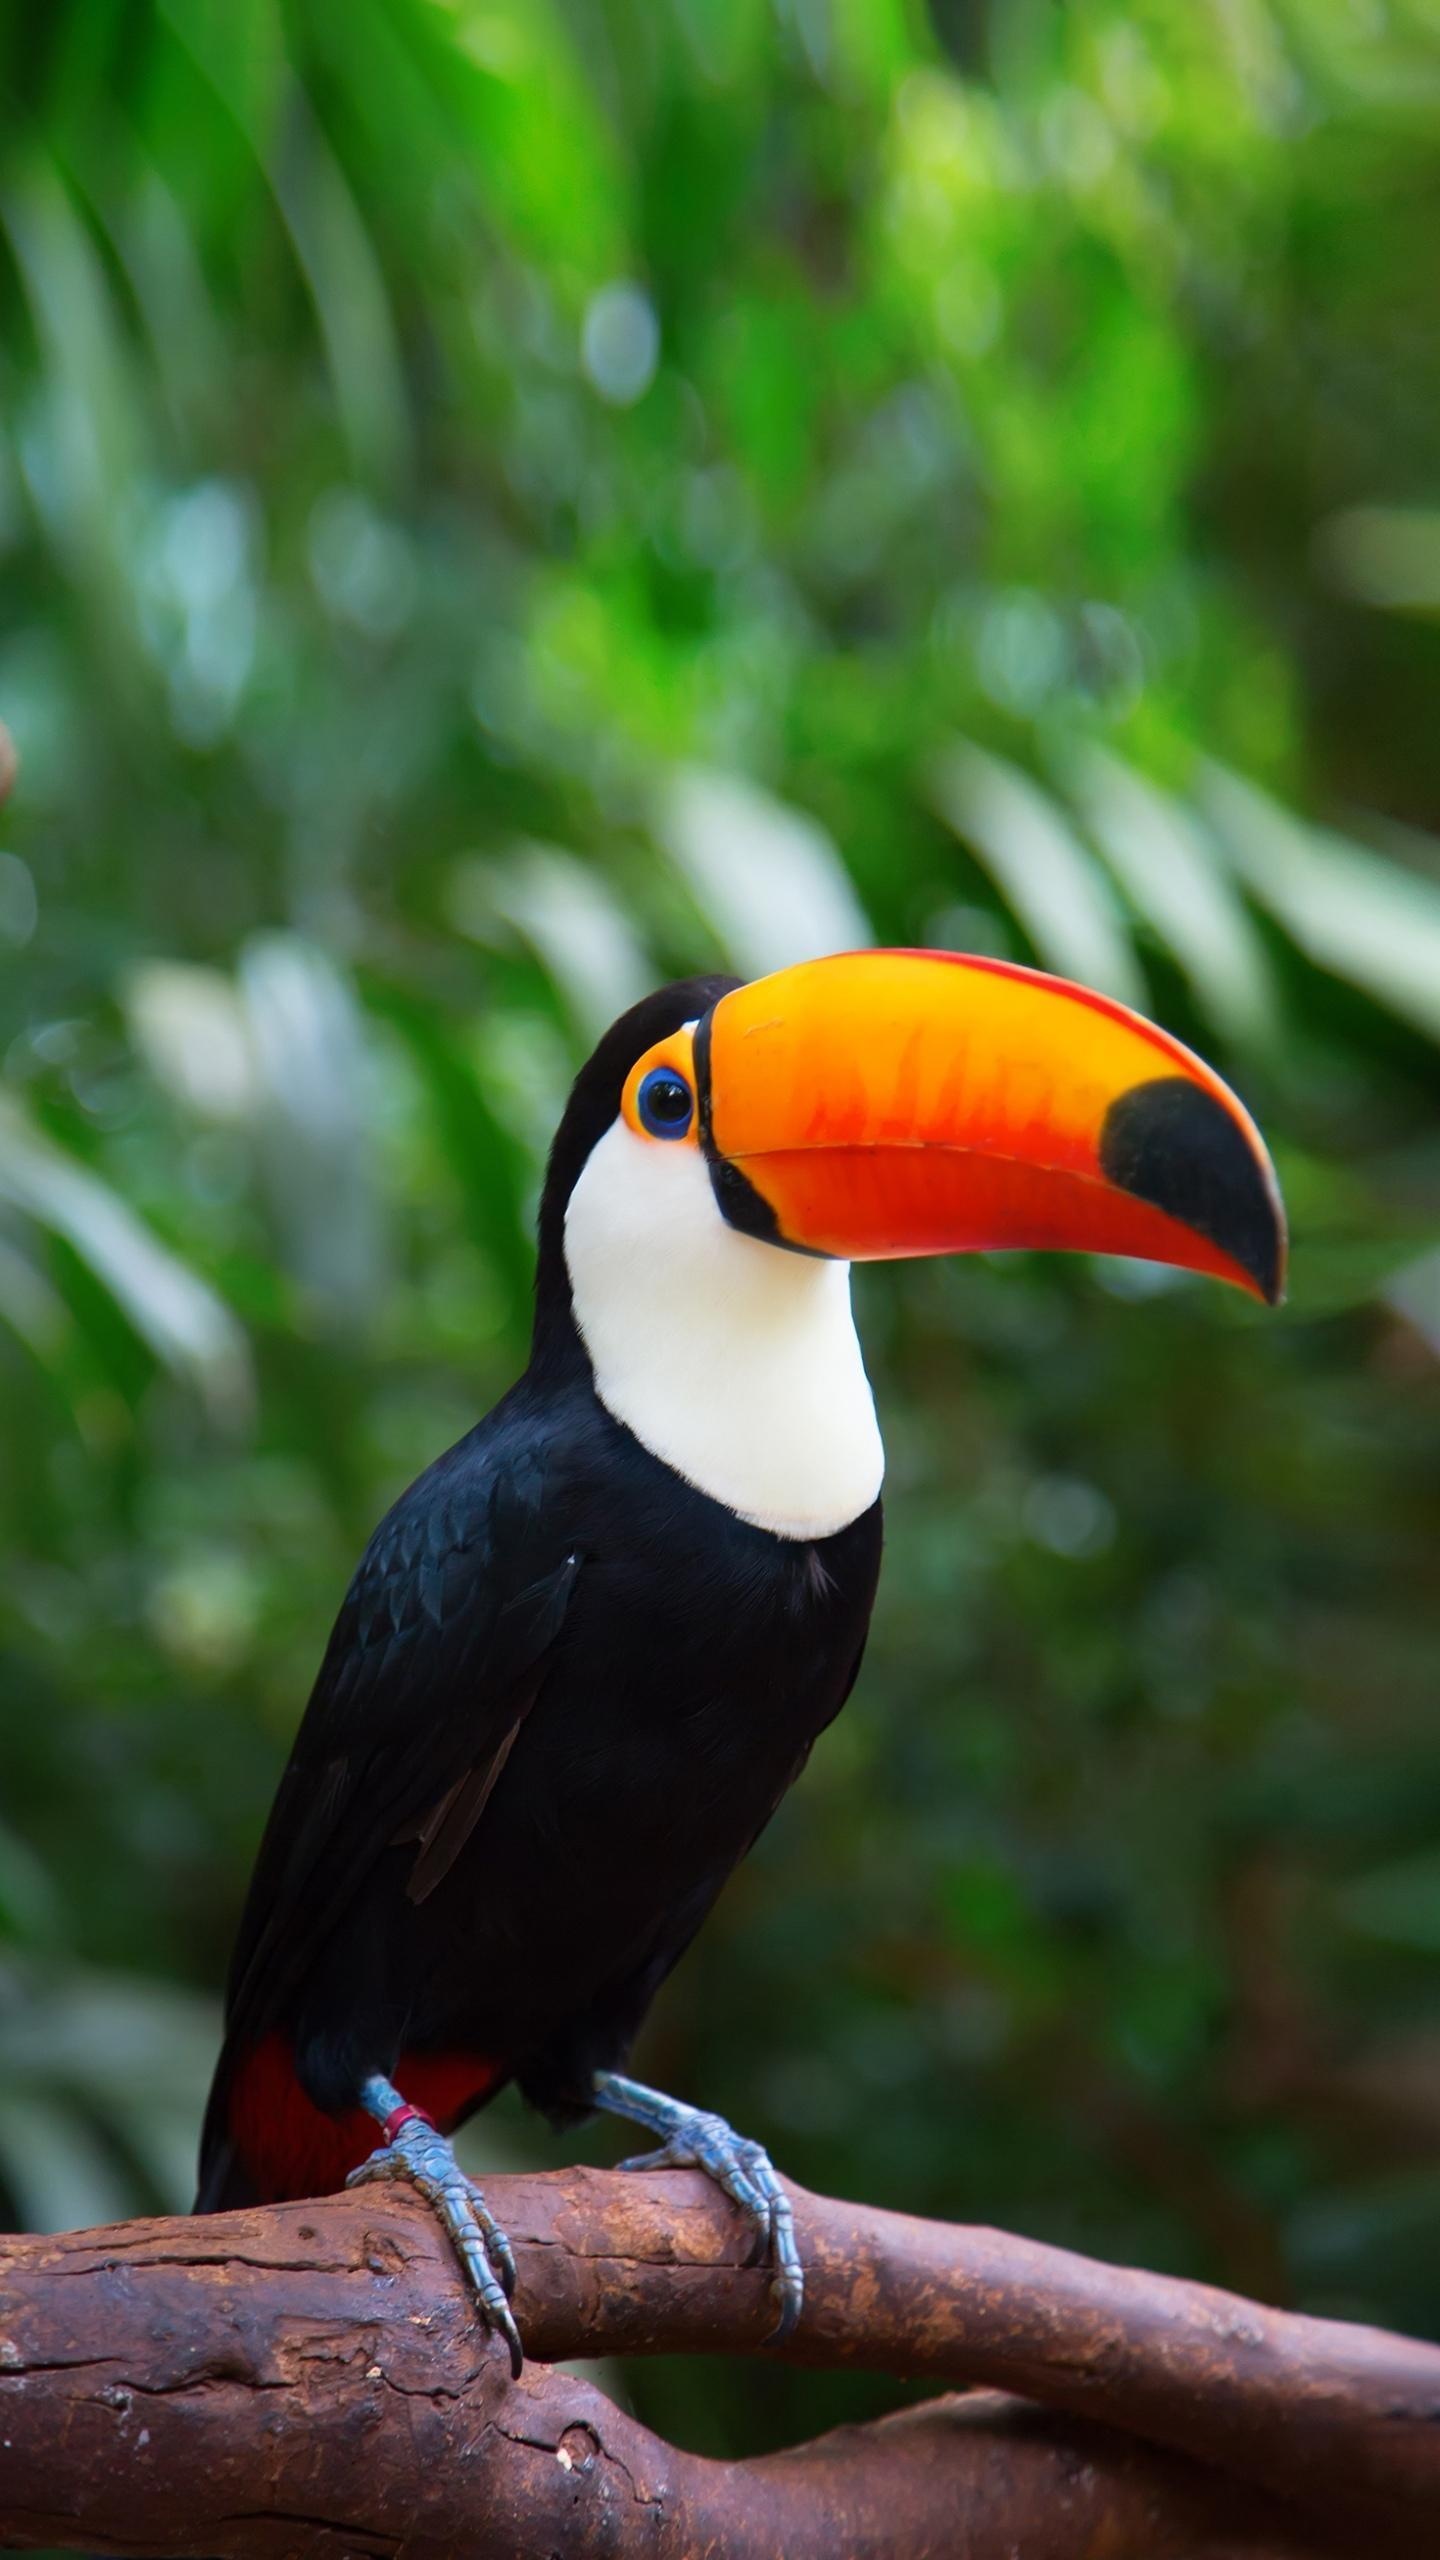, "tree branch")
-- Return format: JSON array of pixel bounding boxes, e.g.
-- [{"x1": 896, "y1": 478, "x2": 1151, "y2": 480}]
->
[{"x1": 0, "y1": 2170, "x2": 1434, "y2": 2556}]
